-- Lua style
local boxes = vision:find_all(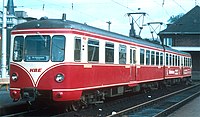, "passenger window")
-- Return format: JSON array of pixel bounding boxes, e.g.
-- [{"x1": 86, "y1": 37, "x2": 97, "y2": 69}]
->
[
  {"x1": 160, "y1": 53, "x2": 163, "y2": 66},
  {"x1": 178, "y1": 56, "x2": 180, "y2": 66},
  {"x1": 184, "y1": 57, "x2": 186, "y2": 66},
  {"x1": 88, "y1": 39, "x2": 99, "y2": 62},
  {"x1": 156, "y1": 52, "x2": 159, "y2": 65},
  {"x1": 119, "y1": 45, "x2": 126, "y2": 64},
  {"x1": 172, "y1": 55, "x2": 175, "y2": 66},
  {"x1": 105, "y1": 42, "x2": 114, "y2": 63},
  {"x1": 51, "y1": 35, "x2": 65, "y2": 62},
  {"x1": 169, "y1": 54, "x2": 172, "y2": 66},
  {"x1": 74, "y1": 37, "x2": 81, "y2": 61},
  {"x1": 13, "y1": 36, "x2": 24, "y2": 62},
  {"x1": 130, "y1": 48, "x2": 136, "y2": 64},
  {"x1": 146, "y1": 50, "x2": 150, "y2": 65},
  {"x1": 151, "y1": 51, "x2": 155, "y2": 65},
  {"x1": 181, "y1": 56, "x2": 183, "y2": 66},
  {"x1": 140, "y1": 49, "x2": 145, "y2": 65},
  {"x1": 166, "y1": 53, "x2": 168, "y2": 66},
  {"x1": 175, "y1": 55, "x2": 177, "y2": 66}
]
